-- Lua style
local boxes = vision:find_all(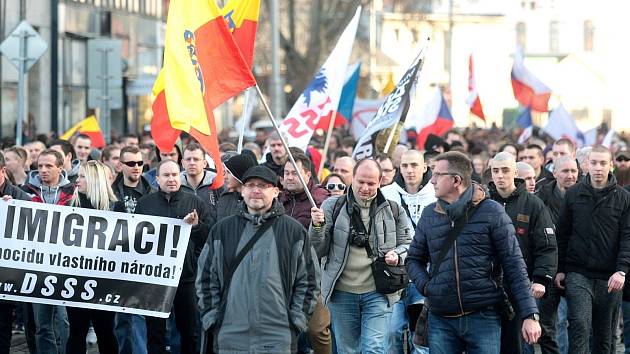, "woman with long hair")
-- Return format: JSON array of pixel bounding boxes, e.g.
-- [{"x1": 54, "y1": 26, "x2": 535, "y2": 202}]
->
[{"x1": 66, "y1": 161, "x2": 123, "y2": 354}]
